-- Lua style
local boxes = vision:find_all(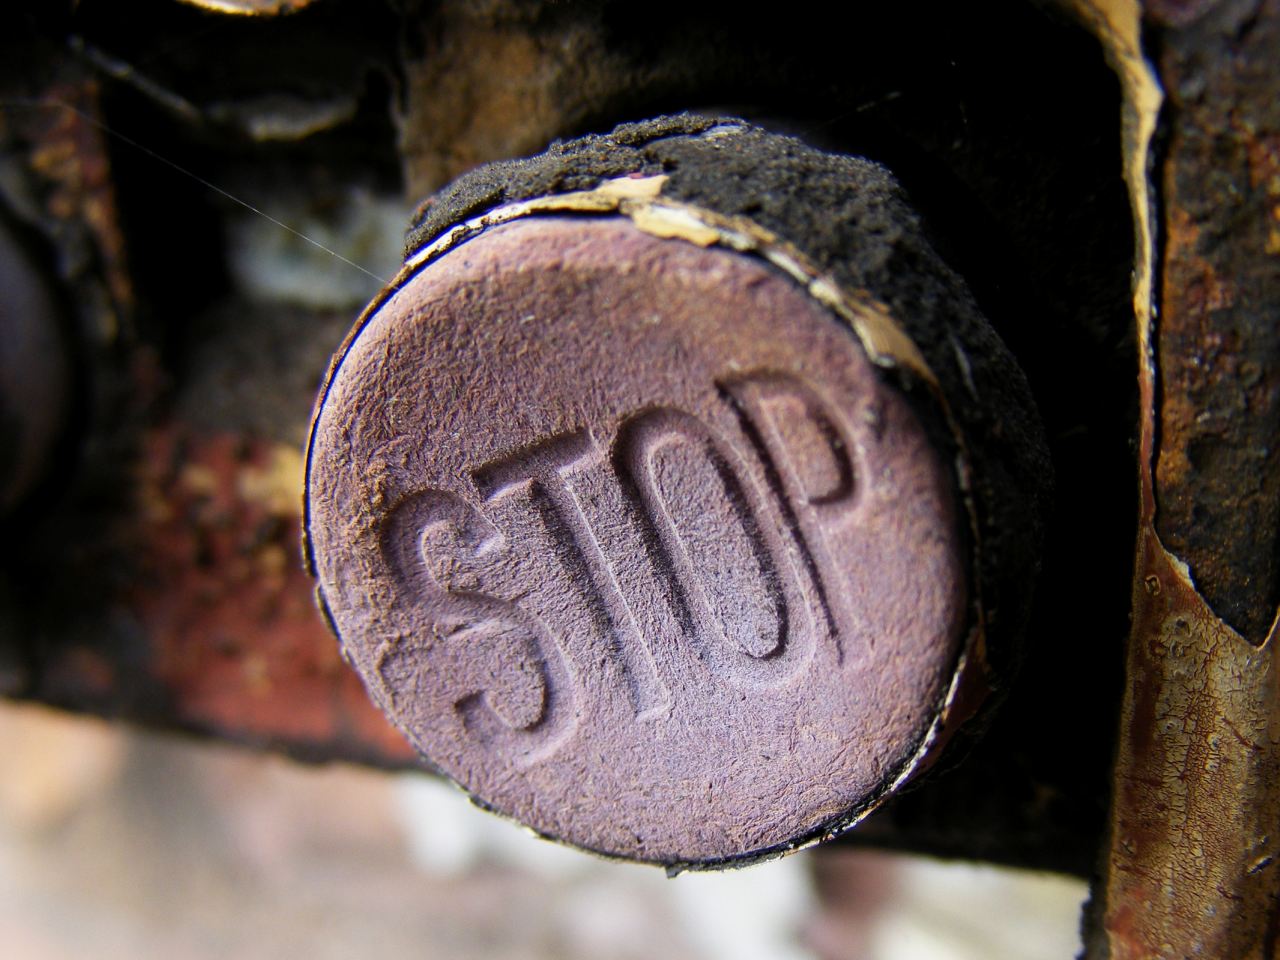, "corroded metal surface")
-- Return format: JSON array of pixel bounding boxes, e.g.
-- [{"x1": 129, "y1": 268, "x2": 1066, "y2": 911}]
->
[
  {"x1": 0, "y1": 67, "x2": 133, "y2": 346},
  {"x1": 131, "y1": 425, "x2": 417, "y2": 762},
  {"x1": 1100, "y1": 528, "x2": 1280, "y2": 957},
  {"x1": 1143, "y1": 0, "x2": 1229, "y2": 26},
  {"x1": 0, "y1": 50, "x2": 414, "y2": 765},
  {"x1": 1152, "y1": 0, "x2": 1280, "y2": 645},
  {"x1": 1079, "y1": 0, "x2": 1280, "y2": 955},
  {"x1": 308, "y1": 215, "x2": 968, "y2": 865},
  {"x1": 29, "y1": 419, "x2": 417, "y2": 766}
]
